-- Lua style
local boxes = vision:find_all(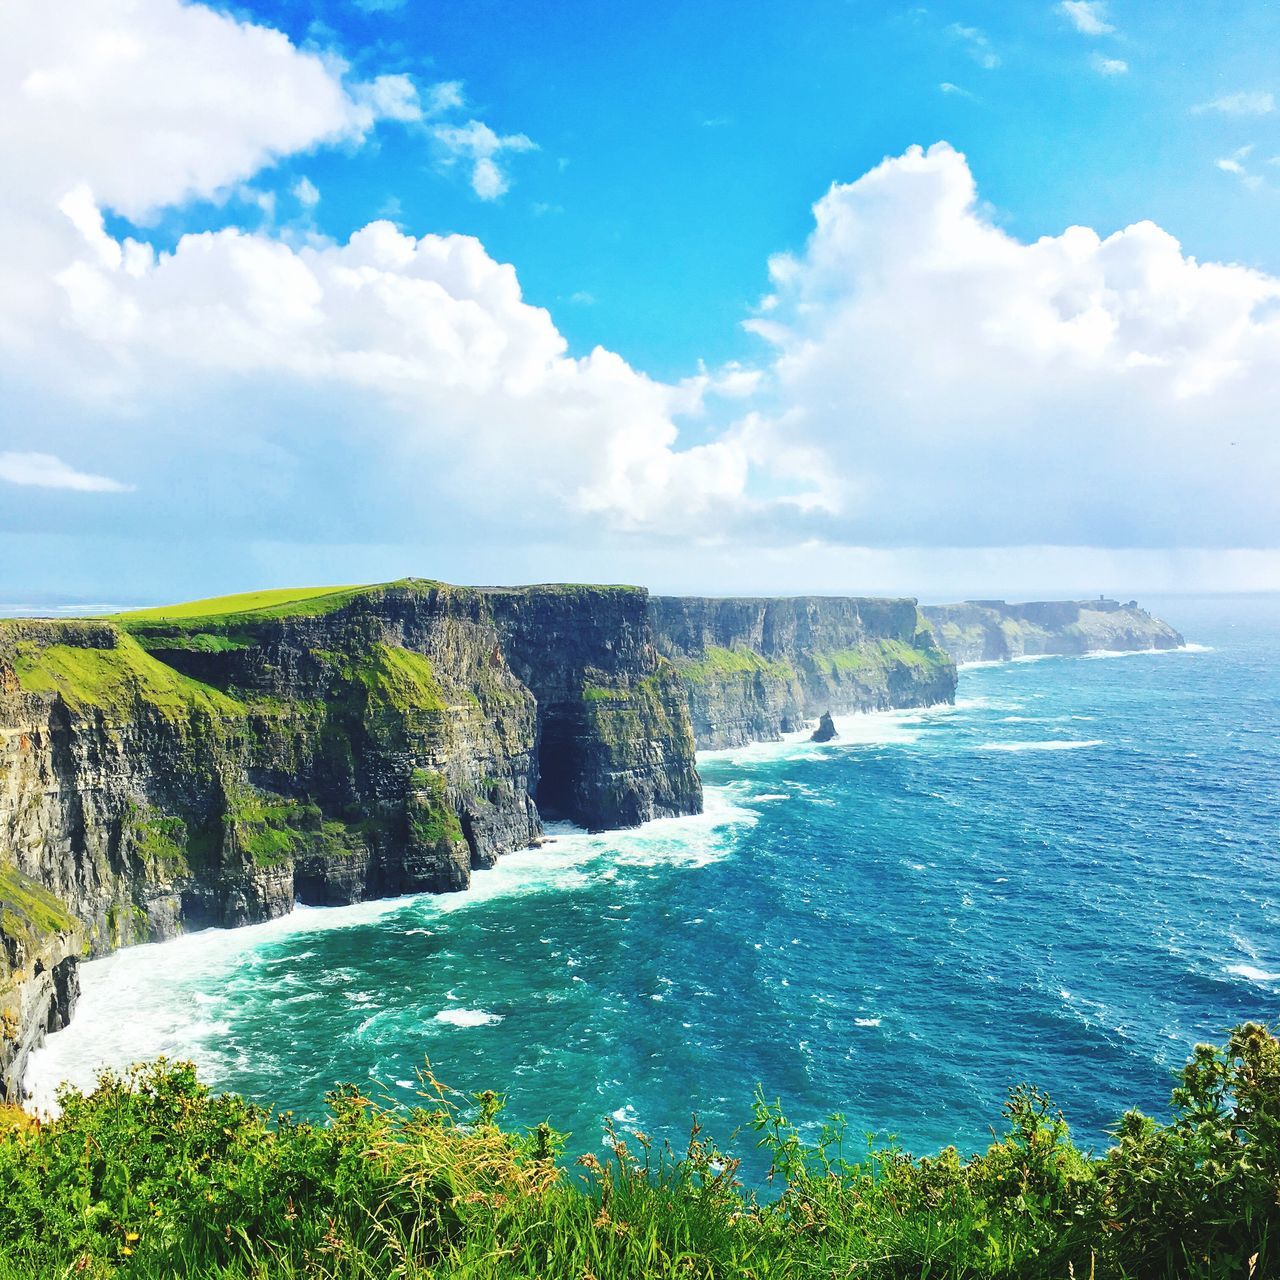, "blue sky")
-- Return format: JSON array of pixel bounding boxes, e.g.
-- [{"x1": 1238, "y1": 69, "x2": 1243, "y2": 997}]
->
[
  {"x1": 229, "y1": 0, "x2": 1280, "y2": 380},
  {"x1": 2, "y1": 0, "x2": 1279, "y2": 602}
]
